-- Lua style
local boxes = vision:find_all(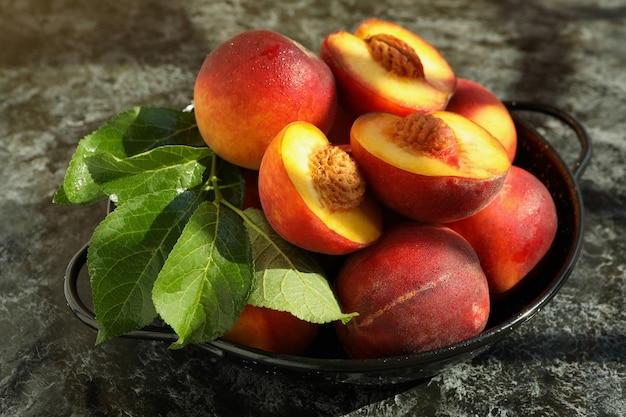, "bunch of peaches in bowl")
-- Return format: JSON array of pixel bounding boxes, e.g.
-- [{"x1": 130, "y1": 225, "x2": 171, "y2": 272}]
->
[{"x1": 66, "y1": 18, "x2": 589, "y2": 384}]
